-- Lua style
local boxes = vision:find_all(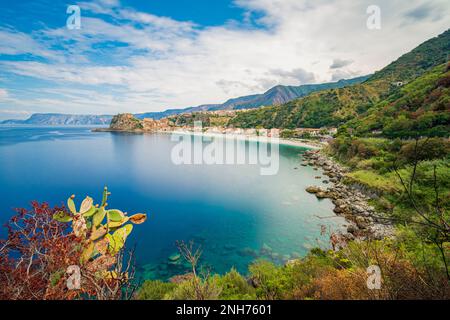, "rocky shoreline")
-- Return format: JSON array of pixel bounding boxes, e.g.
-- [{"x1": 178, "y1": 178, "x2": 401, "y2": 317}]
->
[{"x1": 302, "y1": 150, "x2": 394, "y2": 245}]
